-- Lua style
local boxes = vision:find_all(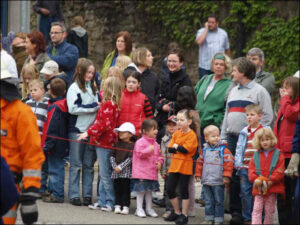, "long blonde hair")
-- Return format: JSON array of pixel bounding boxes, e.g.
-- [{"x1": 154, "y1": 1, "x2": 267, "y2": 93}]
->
[
  {"x1": 21, "y1": 64, "x2": 39, "y2": 99},
  {"x1": 101, "y1": 66, "x2": 125, "y2": 91},
  {"x1": 252, "y1": 128, "x2": 277, "y2": 151},
  {"x1": 102, "y1": 77, "x2": 122, "y2": 109},
  {"x1": 115, "y1": 55, "x2": 132, "y2": 72}
]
